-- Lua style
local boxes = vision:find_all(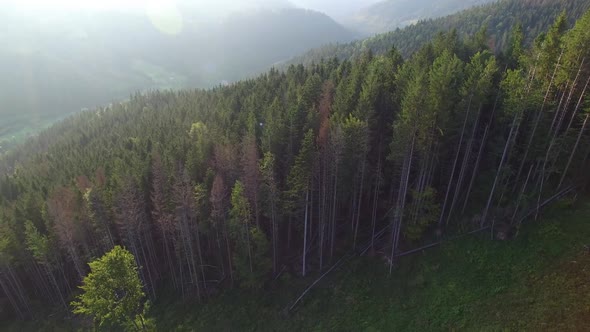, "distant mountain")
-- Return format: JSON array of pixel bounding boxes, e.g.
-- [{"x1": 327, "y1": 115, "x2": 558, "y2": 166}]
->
[
  {"x1": 0, "y1": 6, "x2": 354, "y2": 151},
  {"x1": 345, "y1": 0, "x2": 495, "y2": 35},
  {"x1": 288, "y1": 0, "x2": 383, "y2": 21},
  {"x1": 289, "y1": 0, "x2": 590, "y2": 66}
]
